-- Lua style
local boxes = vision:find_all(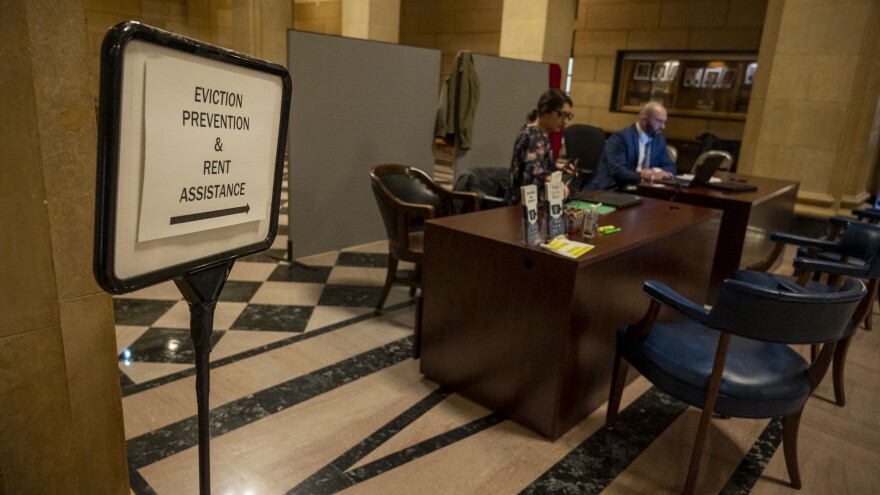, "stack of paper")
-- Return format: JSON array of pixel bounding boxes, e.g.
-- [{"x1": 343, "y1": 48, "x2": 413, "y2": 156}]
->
[{"x1": 539, "y1": 235, "x2": 595, "y2": 259}]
